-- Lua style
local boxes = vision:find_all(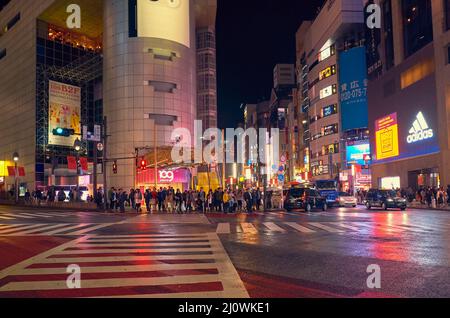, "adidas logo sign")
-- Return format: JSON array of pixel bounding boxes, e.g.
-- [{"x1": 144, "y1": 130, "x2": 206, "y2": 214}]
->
[{"x1": 407, "y1": 112, "x2": 434, "y2": 144}]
